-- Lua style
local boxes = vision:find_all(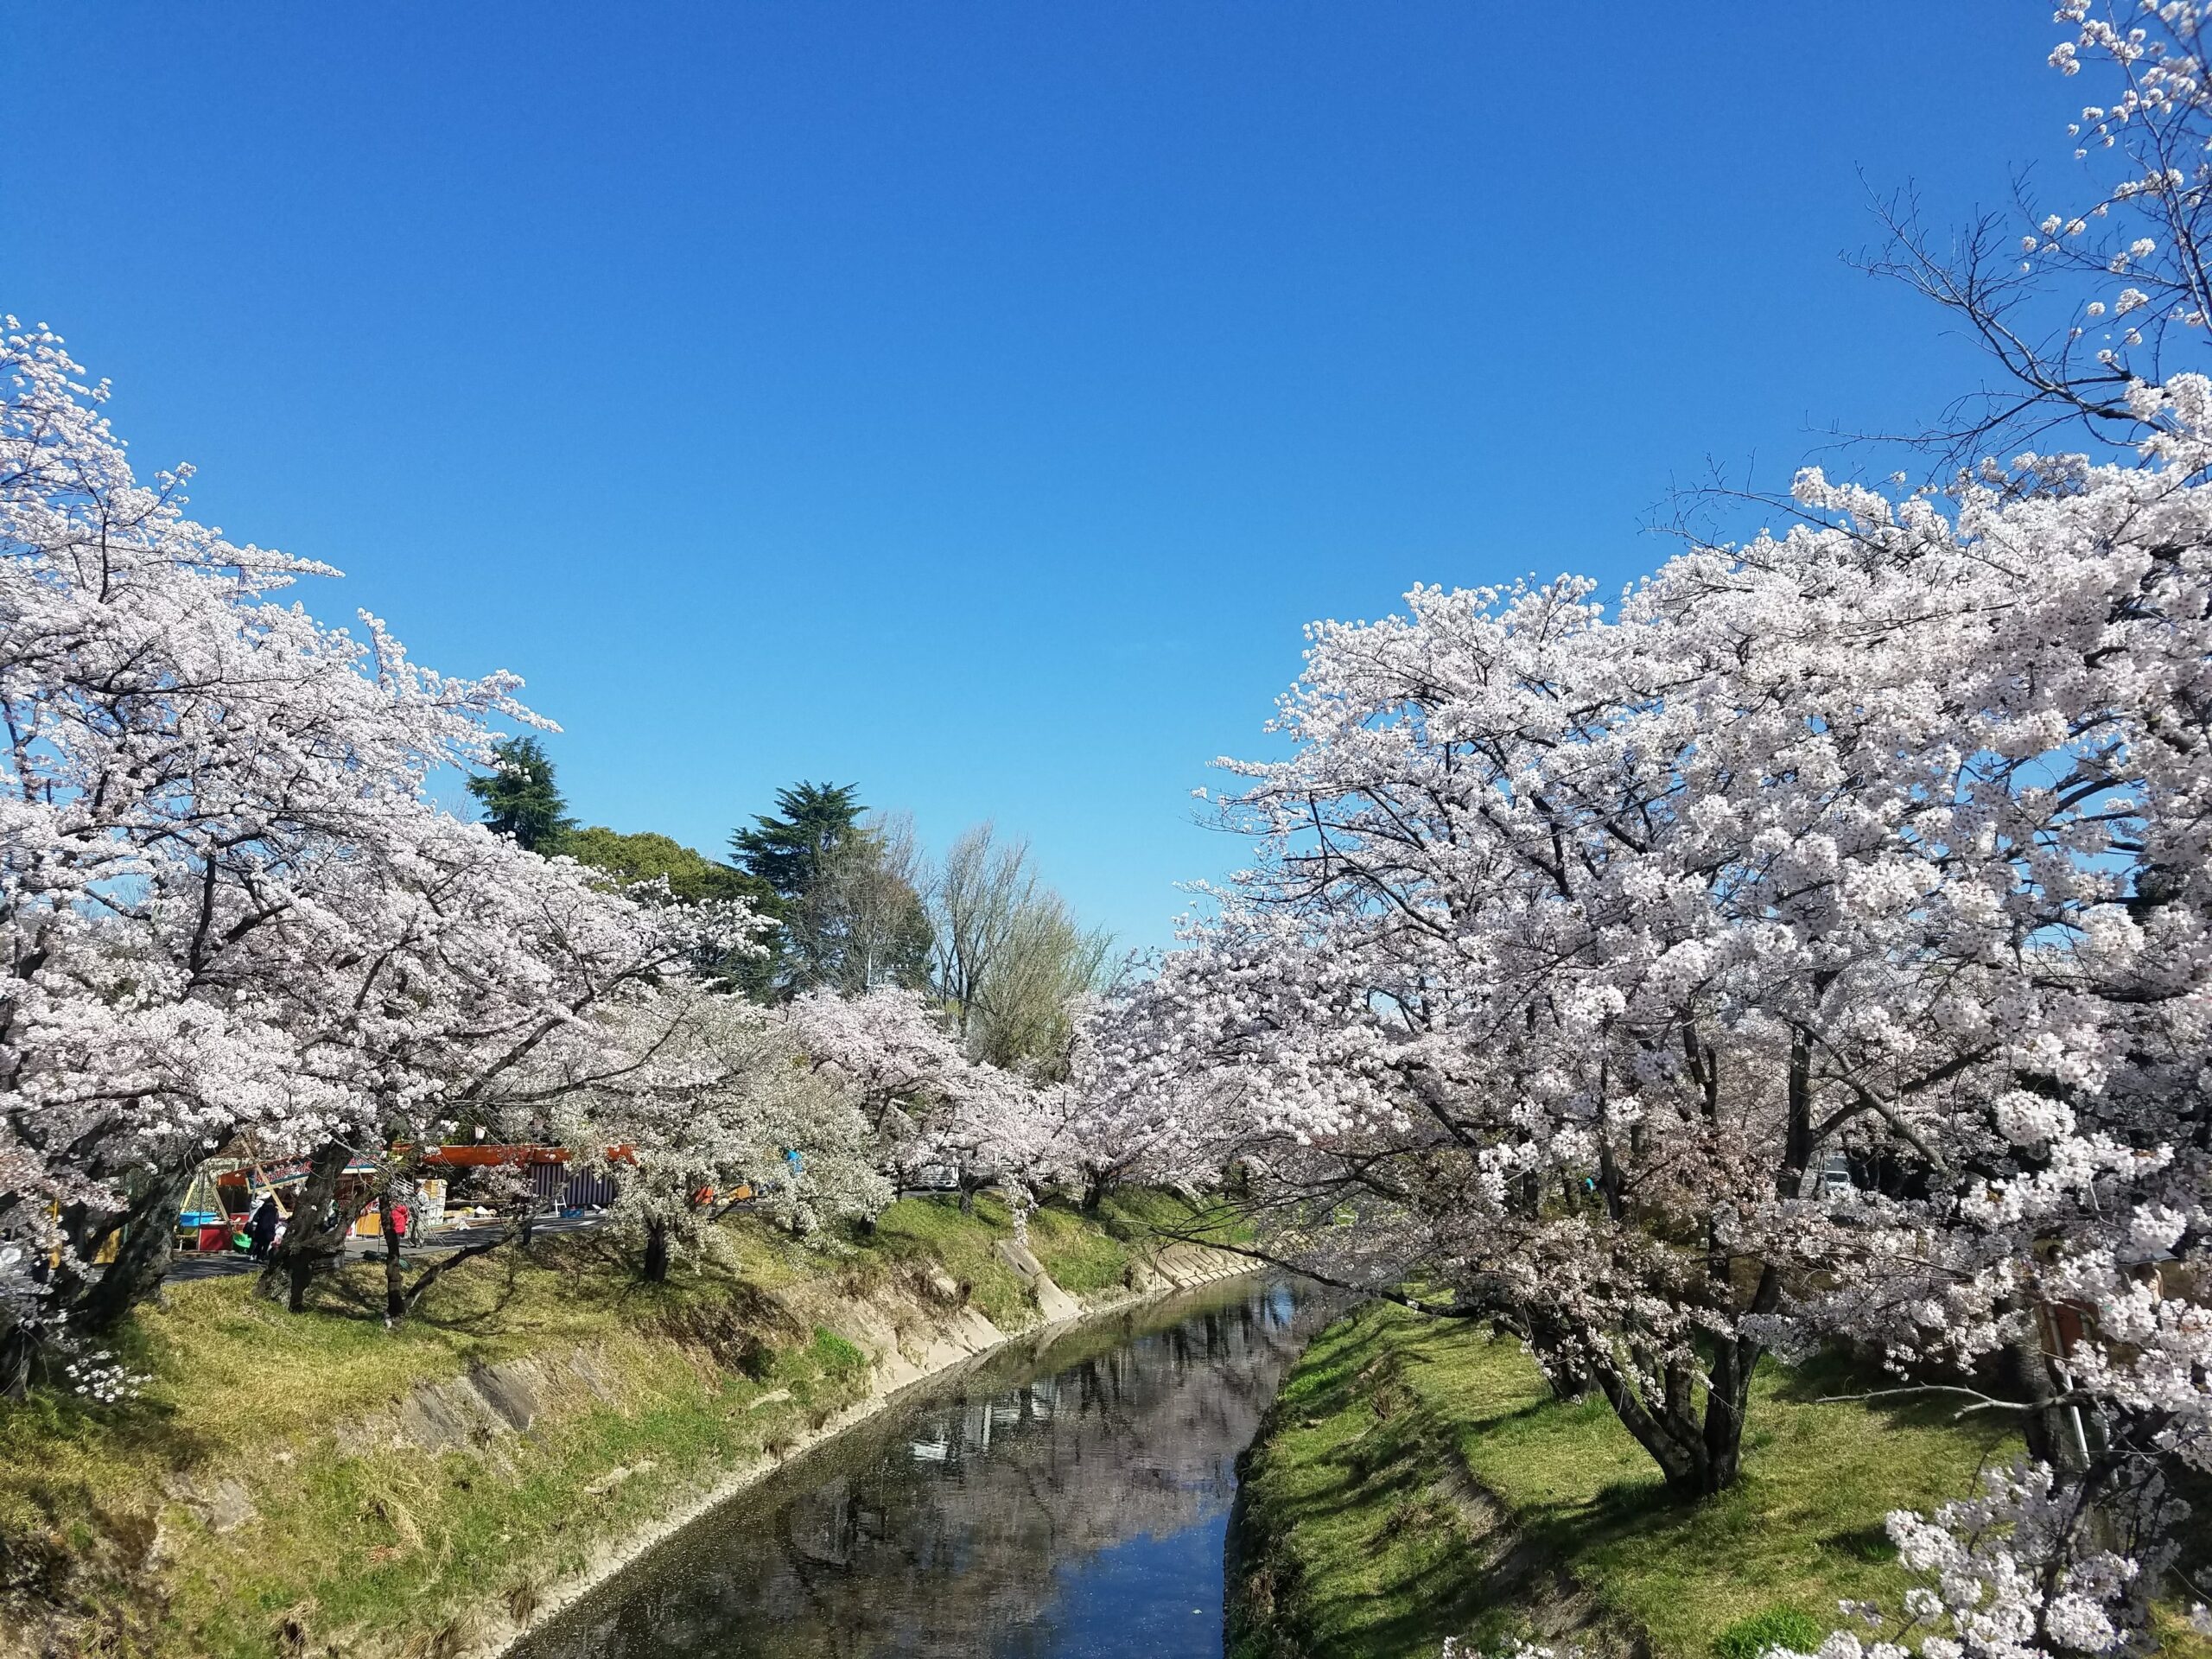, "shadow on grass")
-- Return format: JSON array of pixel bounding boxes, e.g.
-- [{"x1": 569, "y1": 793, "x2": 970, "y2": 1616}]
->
[
  {"x1": 1236, "y1": 1307, "x2": 1627, "y2": 1659},
  {"x1": 1765, "y1": 1346, "x2": 2002, "y2": 1436}
]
